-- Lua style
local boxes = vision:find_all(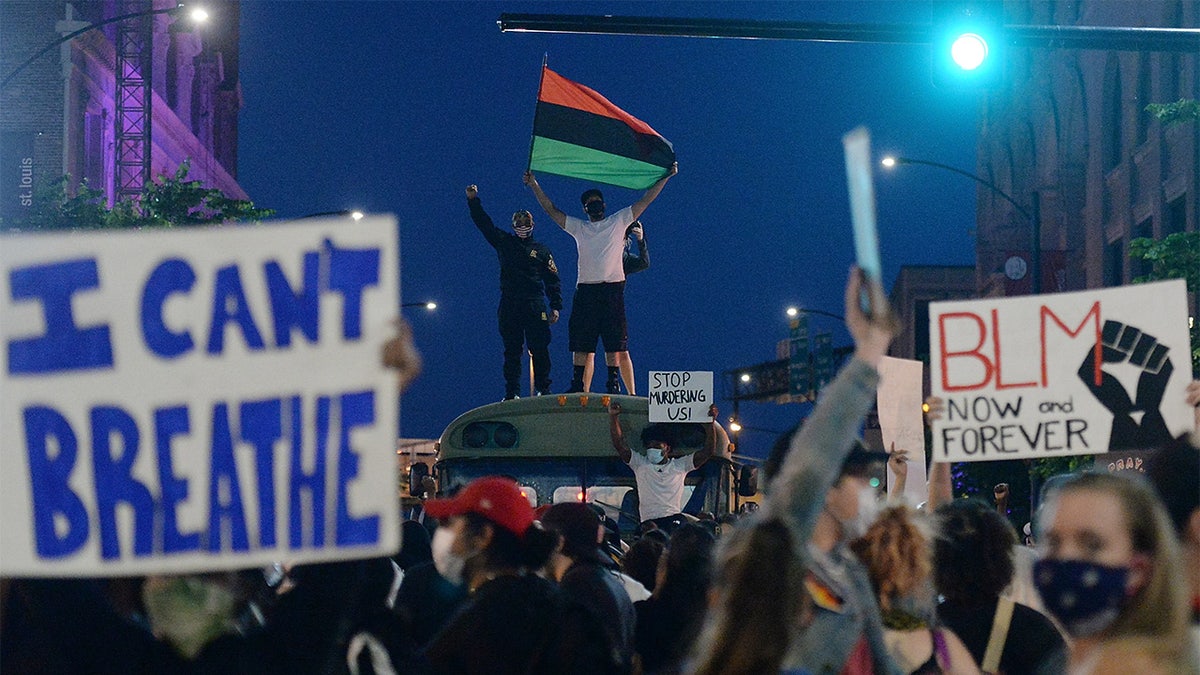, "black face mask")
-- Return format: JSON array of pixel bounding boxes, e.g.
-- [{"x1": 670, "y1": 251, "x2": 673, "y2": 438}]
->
[{"x1": 584, "y1": 201, "x2": 605, "y2": 217}]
